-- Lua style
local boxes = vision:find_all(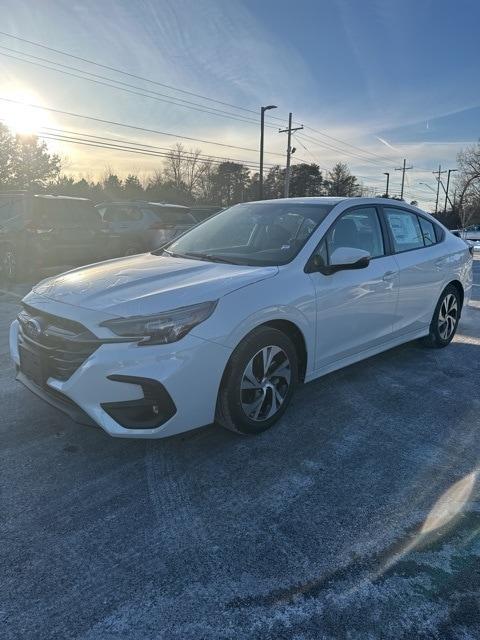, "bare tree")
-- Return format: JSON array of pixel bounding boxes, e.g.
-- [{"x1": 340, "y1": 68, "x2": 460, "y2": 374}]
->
[
  {"x1": 163, "y1": 143, "x2": 204, "y2": 196},
  {"x1": 456, "y1": 143, "x2": 480, "y2": 228}
]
